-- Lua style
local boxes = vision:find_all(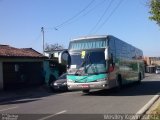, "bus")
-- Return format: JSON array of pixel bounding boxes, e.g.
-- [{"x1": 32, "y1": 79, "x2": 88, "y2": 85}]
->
[{"x1": 59, "y1": 35, "x2": 145, "y2": 93}]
